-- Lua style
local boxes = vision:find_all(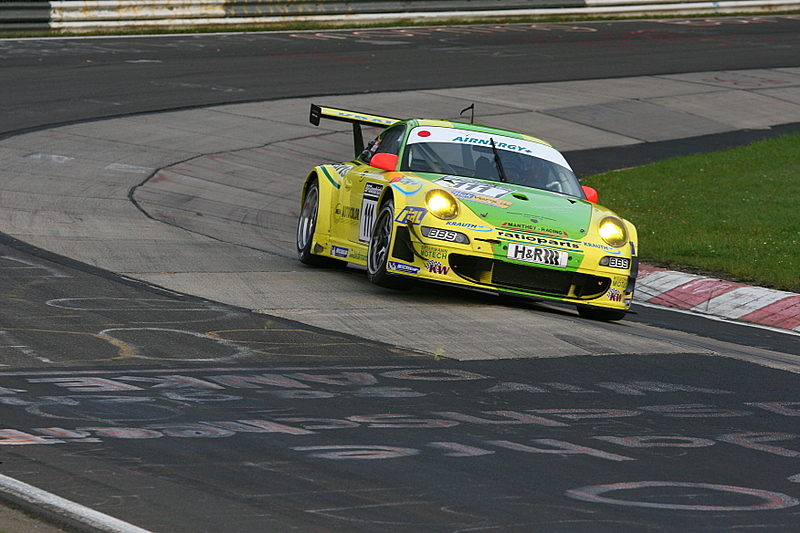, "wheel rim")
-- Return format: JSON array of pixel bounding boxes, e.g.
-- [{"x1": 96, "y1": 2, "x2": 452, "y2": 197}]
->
[
  {"x1": 297, "y1": 185, "x2": 319, "y2": 251},
  {"x1": 368, "y1": 207, "x2": 392, "y2": 274}
]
